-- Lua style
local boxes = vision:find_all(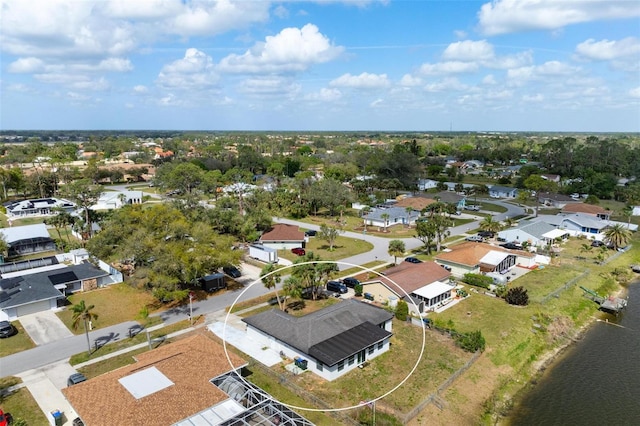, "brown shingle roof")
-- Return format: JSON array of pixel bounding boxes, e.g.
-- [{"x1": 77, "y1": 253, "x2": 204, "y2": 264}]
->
[
  {"x1": 370, "y1": 261, "x2": 451, "y2": 295},
  {"x1": 260, "y1": 223, "x2": 305, "y2": 242},
  {"x1": 562, "y1": 203, "x2": 610, "y2": 215},
  {"x1": 435, "y1": 242, "x2": 531, "y2": 266},
  {"x1": 394, "y1": 197, "x2": 436, "y2": 211},
  {"x1": 63, "y1": 334, "x2": 247, "y2": 426}
]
